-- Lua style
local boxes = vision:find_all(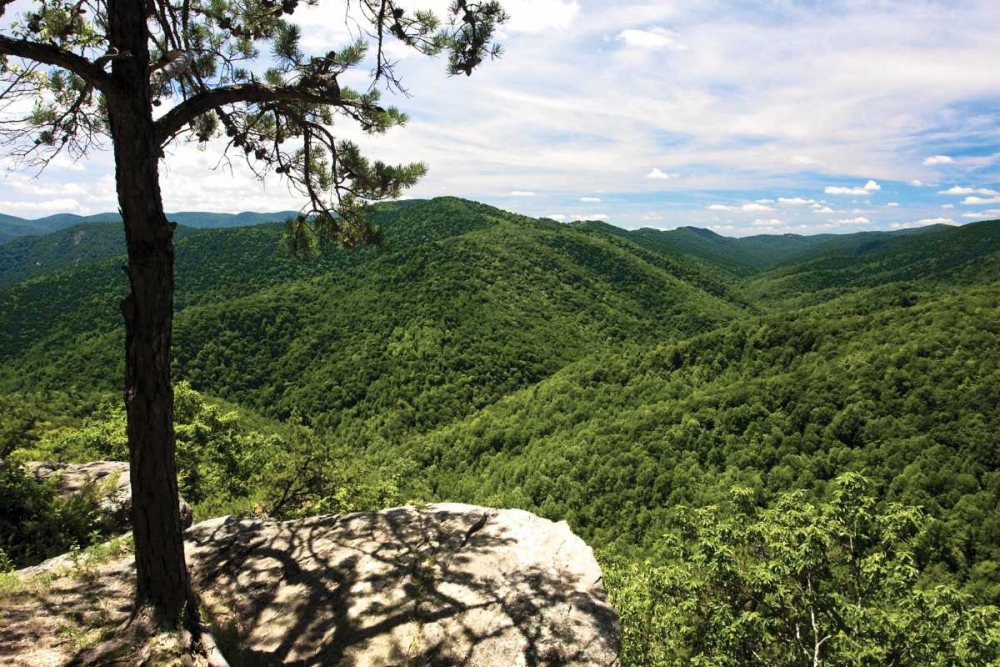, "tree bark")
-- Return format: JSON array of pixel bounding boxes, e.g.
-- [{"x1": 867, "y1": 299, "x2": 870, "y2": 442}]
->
[{"x1": 107, "y1": 0, "x2": 198, "y2": 631}]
